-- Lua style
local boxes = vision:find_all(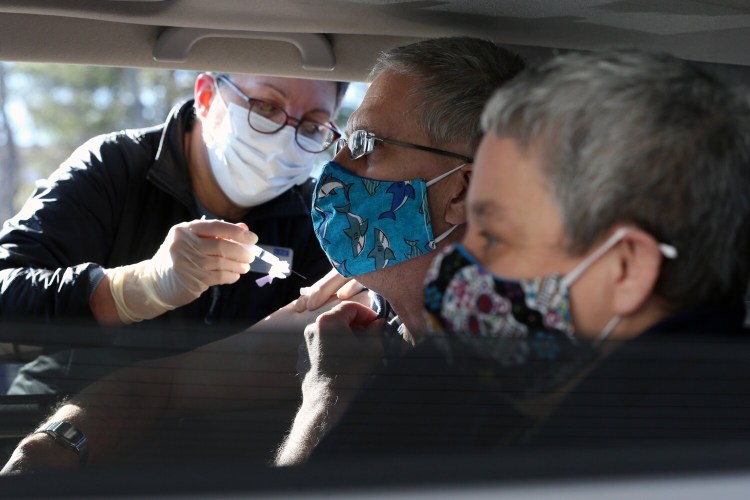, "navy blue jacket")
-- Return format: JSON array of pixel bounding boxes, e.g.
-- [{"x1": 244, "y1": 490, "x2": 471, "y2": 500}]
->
[{"x1": 0, "y1": 100, "x2": 330, "y2": 393}]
